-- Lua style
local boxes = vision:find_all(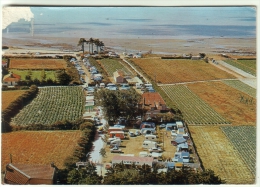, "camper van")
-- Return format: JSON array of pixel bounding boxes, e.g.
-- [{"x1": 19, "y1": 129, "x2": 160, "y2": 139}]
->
[
  {"x1": 136, "y1": 83, "x2": 143, "y2": 89},
  {"x1": 142, "y1": 140, "x2": 157, "y2": 149},
  {"x1": 108, "y1": 127, "x2": 124, "y2": 133},
  {"x1": 109, "y1": 139, "x2": 121, "y2": 148},
  {"x1": 100, "y1": 83, "x2": 105, "y2": 88},
  {"x1": 141, "y1": 128, "x2": 156, "y2": 135},
  {"x1": 110, "y1": 131, "x2": 125, "y2": 139},
  {"x1": 145, "y1": 135, "x2": 157, "y2": 142}
]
